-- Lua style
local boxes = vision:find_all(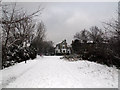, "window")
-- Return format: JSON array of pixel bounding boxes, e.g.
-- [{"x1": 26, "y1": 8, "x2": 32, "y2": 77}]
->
[
  {"x1": 63, "y1": 50, "x2": 65, "y2": 53},
  {"x1": 68, "y1": 51, "x2": 69, "y2": 54},
  {"x1": 63, "y1": 45, "x2": 65, "y2": 49}
]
